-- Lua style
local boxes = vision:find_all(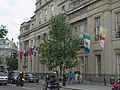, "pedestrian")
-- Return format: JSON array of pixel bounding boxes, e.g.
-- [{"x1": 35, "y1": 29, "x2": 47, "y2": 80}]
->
[
  {"x1": 74, "y1": 72, "x2": 79, "y2": 84},
  {"x1": 67, "y1": 71, "x2": 73, "y2": 85},
  {"x1": 79, "y1": 73, "x2": 83, "y2": 84}
]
